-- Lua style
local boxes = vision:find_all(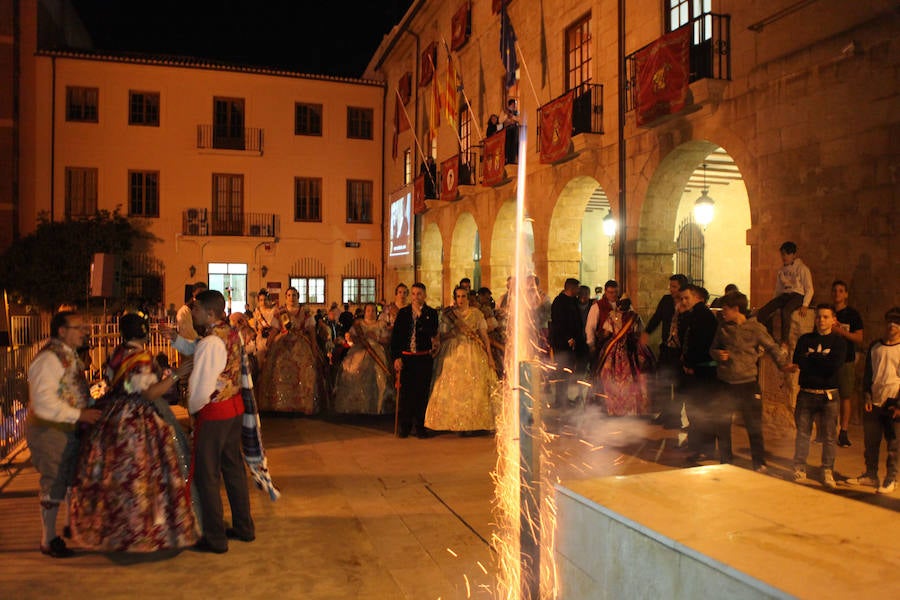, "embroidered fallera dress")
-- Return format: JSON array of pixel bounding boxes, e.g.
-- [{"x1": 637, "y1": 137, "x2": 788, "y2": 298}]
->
[
  {"x1": 593, "y1": 309, "x2": 655, "y2": 416},
  {"x1": 425, "y1": 307, "x2": 498, "y2": 431},
  {"x1": 257, "y1": 307, "x2": 326, "y2": 414},
  {"x1": 333, "y1": 319, "x2": 394, "y2": 414},
  {"x1": 70, "y1": 343, "x2": 198, "y2": 552}
]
